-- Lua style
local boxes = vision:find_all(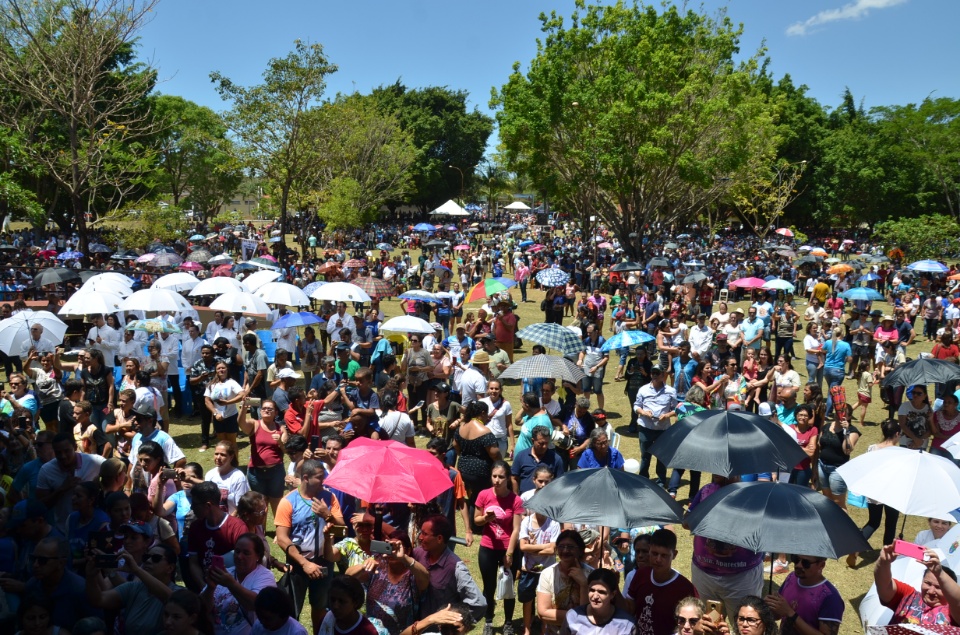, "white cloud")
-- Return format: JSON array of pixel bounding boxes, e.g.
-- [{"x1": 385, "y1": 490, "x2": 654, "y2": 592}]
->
[{"x1": 786, "y1": 0, "x2": 908, "y2": 36}]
